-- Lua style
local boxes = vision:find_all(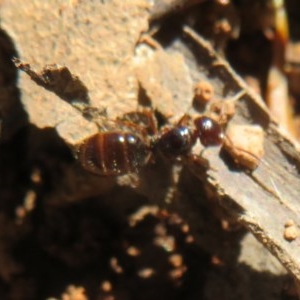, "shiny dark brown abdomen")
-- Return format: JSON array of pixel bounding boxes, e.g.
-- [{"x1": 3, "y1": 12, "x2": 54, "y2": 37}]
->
[{"x1": 78, "y1": 132, "x2": 149, "y2": 175}]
